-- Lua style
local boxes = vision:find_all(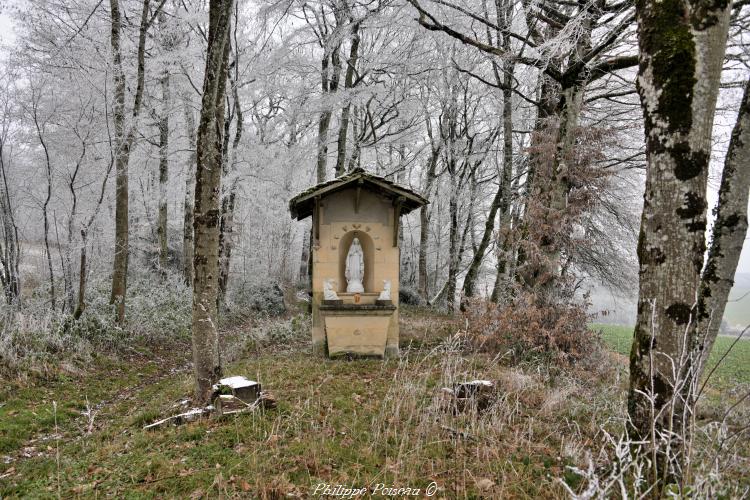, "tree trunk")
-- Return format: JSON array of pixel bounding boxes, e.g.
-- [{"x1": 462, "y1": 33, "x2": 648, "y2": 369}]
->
[
  {"x1": 627, "y1": 0, "x2": 731, "y2": 488},
  {"x1": 192, "y1": 0, "x2": 233, "y2": 405},
  {"x1": 347, "y1": 106, "x2": 361, "y2": 172},
  {"x1": 334, "y1": 23, "x2": 360, "y2": 177},
  {"x1": 32, "y1": 94, "x2": 56, "y2": 311},
  {"x1": 0, "y1": 152, "x2": 20, "y2": 303},
  {"x1": 299, "y1": 227, "x2": 310, "y2": 285},
  {"x1": 218, "y1": 77, "x2": 243, "y2": 306},
  {"x1": 445, "y1": 170, "x2": 461, "y2": 312},
  {"x1": 316, "y1": 48, "x2": 341, "y2": 182},
  {"x1": 490, "y1": 65, "x2": 515, "y2": 302},
  {"x1": 73, "y1": 229, "x2": 88, "y2": 320},
  {"x1": 109, "y1": 0, "x2": 150, "y2": 323},
  {"x1": 692, "y1": 77, "x2": 750, "y2": 372},
  {"x1": 522, "y1": 83, "x2": 584, "y2": 296},
  {"x1": 217, "y1": 187, "x2": 236, "y2": 304},
  {"x1": 157, "y1": 67, "x2": 170, "y2": 275},
  {"x1": 64, "y1": 161, "x2": 80, "y2": 313},
  {"x1": 466, "y1": 0, "x2": 515, "y2": 304},
  {"x1": 462, "y1": 181, "x2": 502, "y2": 301},
  {"x1": 418, "y1": 123, "x2": 441, "y2": 300},
  {"x1": 182, "y1": 96, "x2": 196, "y2": 286}
]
